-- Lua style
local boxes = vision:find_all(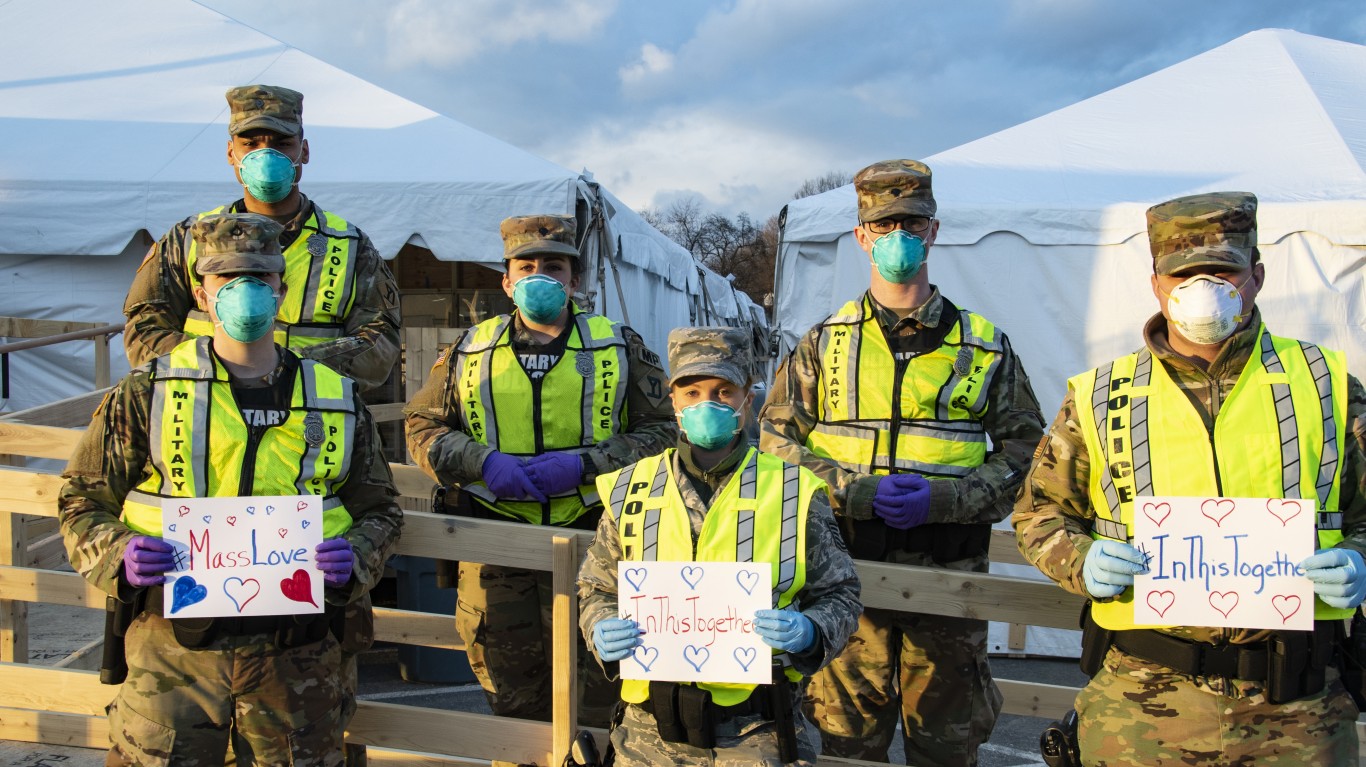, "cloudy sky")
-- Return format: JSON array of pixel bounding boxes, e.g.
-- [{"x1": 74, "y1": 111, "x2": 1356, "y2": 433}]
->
[{"x1": 199, "y1": 0, "x2": 1366, "y2": 223}]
